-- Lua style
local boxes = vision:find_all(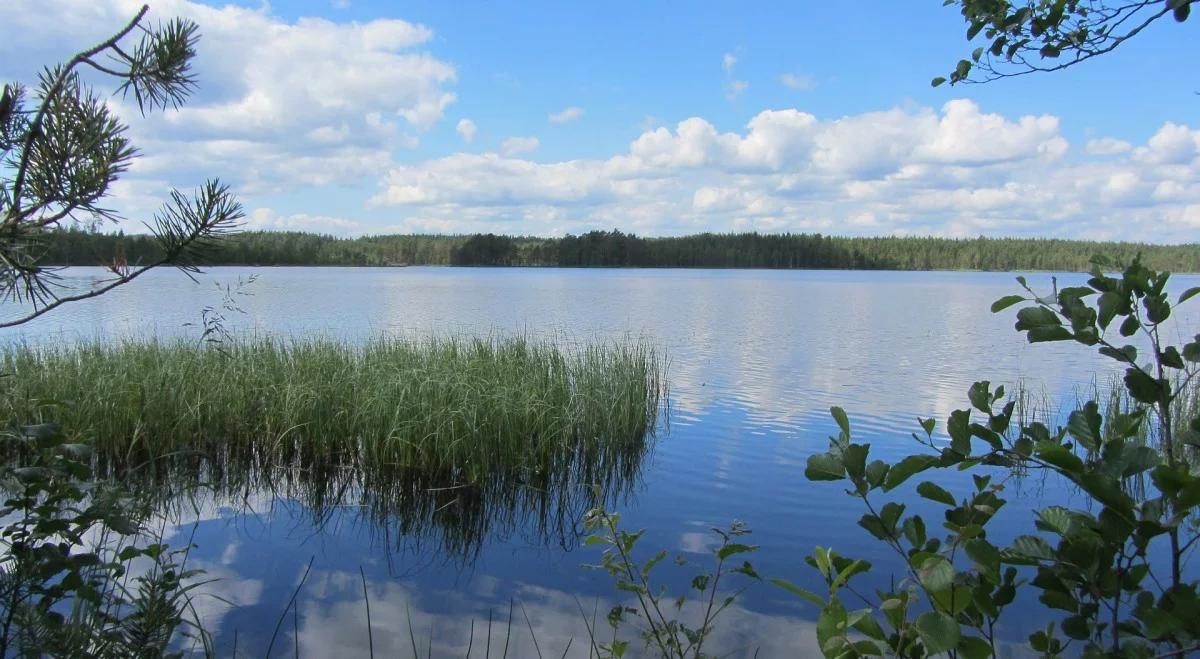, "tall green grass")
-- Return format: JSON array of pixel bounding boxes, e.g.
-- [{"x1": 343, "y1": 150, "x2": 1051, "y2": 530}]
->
[
  {"x1": 0, "y1": 336, "x2": 663, "y2": 556},
  {"x1": 1001, "y1": 375, "x2": 1200, "y2": 498}
]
